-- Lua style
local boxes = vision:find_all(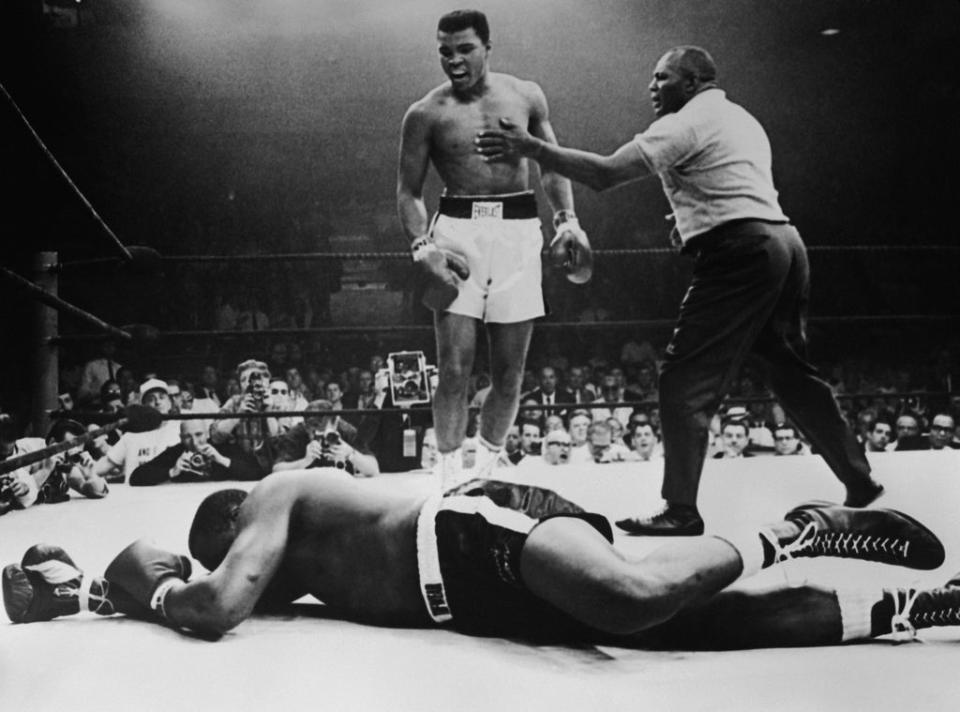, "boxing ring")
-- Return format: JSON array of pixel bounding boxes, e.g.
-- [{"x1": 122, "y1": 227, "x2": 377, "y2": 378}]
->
[
  {"x1": 3, "y1": 452, "x2": 960, "y2": 712},
  {"x1": 4, "y1": 76, "x2": 960, "y2": 712}
]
